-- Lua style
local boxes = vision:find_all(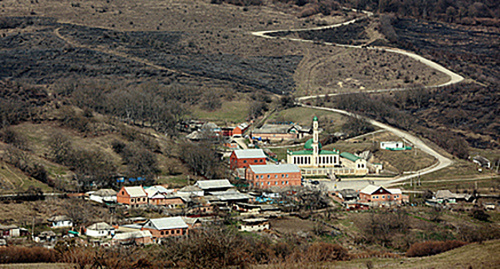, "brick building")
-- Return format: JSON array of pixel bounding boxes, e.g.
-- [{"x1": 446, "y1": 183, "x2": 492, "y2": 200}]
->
[
  {"x1": 230, "y1": 149, "x2": 267, "y2": 170},
  {"x1": 246, "y1": 164, "x2": 302, "y2": 189},
  {"x1": 117, "y1": 186, "x2": 148, "y2": 207},
  {"x1": 358, "y1": 185, "x2": 407, "y2": 206},
  {"x1": 141, "y1": 217, "x2": 188, "y2": 242}
]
